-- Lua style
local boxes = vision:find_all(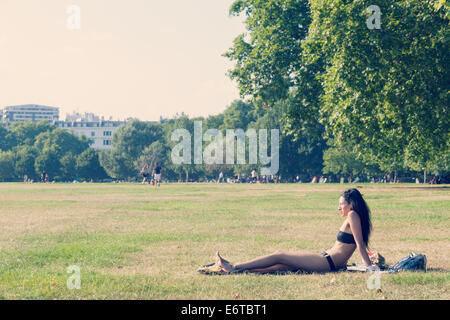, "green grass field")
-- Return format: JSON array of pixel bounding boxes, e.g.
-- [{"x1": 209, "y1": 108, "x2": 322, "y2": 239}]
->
[{"x1": 0, "y1": 182, "x2": 448, "y2": 299}]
